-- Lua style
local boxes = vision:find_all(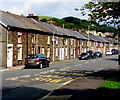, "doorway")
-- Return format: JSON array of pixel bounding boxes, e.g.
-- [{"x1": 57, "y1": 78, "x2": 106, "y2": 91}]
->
[{"x1": 7, "y1": 44, "x2": 13, "y2": 67}]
